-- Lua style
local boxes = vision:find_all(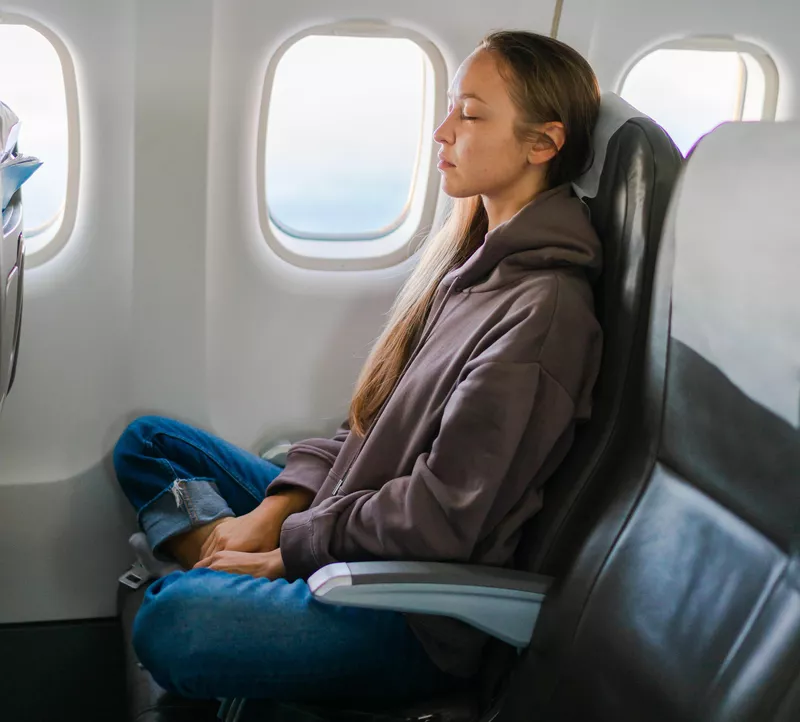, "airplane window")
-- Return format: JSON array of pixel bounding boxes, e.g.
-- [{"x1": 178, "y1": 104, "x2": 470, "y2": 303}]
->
[
  {"x1": 0, "y1": 21, "x2": 72, "y2": 254},
  {"x1": 620, "y1": 44, "x2": 777, "y2": 156},
  {"x1": 264, "y1": 34, "x2": 432, "y2": 240}
]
